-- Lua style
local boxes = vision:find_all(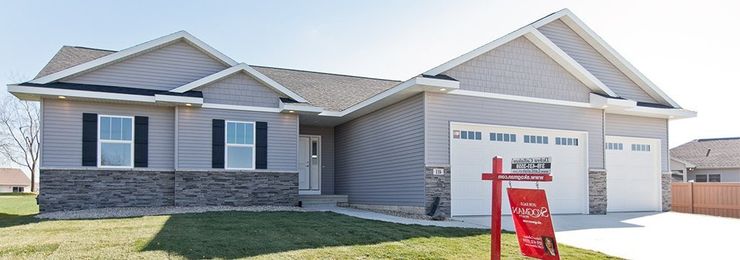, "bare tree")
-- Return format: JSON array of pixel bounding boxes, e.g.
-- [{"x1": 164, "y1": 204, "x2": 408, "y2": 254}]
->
[{"x1": 0, "y1": 93, "x2": 40, "y2": 192}]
